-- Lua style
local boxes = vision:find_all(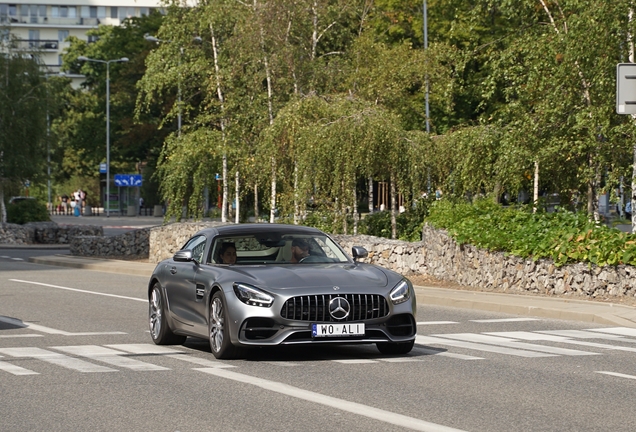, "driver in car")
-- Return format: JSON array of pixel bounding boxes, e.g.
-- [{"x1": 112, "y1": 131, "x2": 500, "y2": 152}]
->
[{"x1": 290, "y1": 238, "x2": 310, "y2": 263}]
